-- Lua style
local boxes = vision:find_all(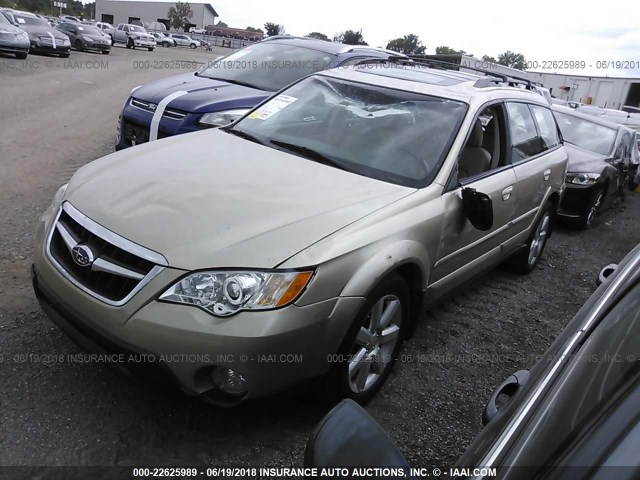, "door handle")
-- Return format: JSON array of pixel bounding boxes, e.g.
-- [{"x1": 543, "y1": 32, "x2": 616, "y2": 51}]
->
[
  {"x1": 502, "y1": 186, "x2": 513, "y2": 201},
  {"x1": 543, "y1": 169, "x2": 551, "y2": 181}
]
